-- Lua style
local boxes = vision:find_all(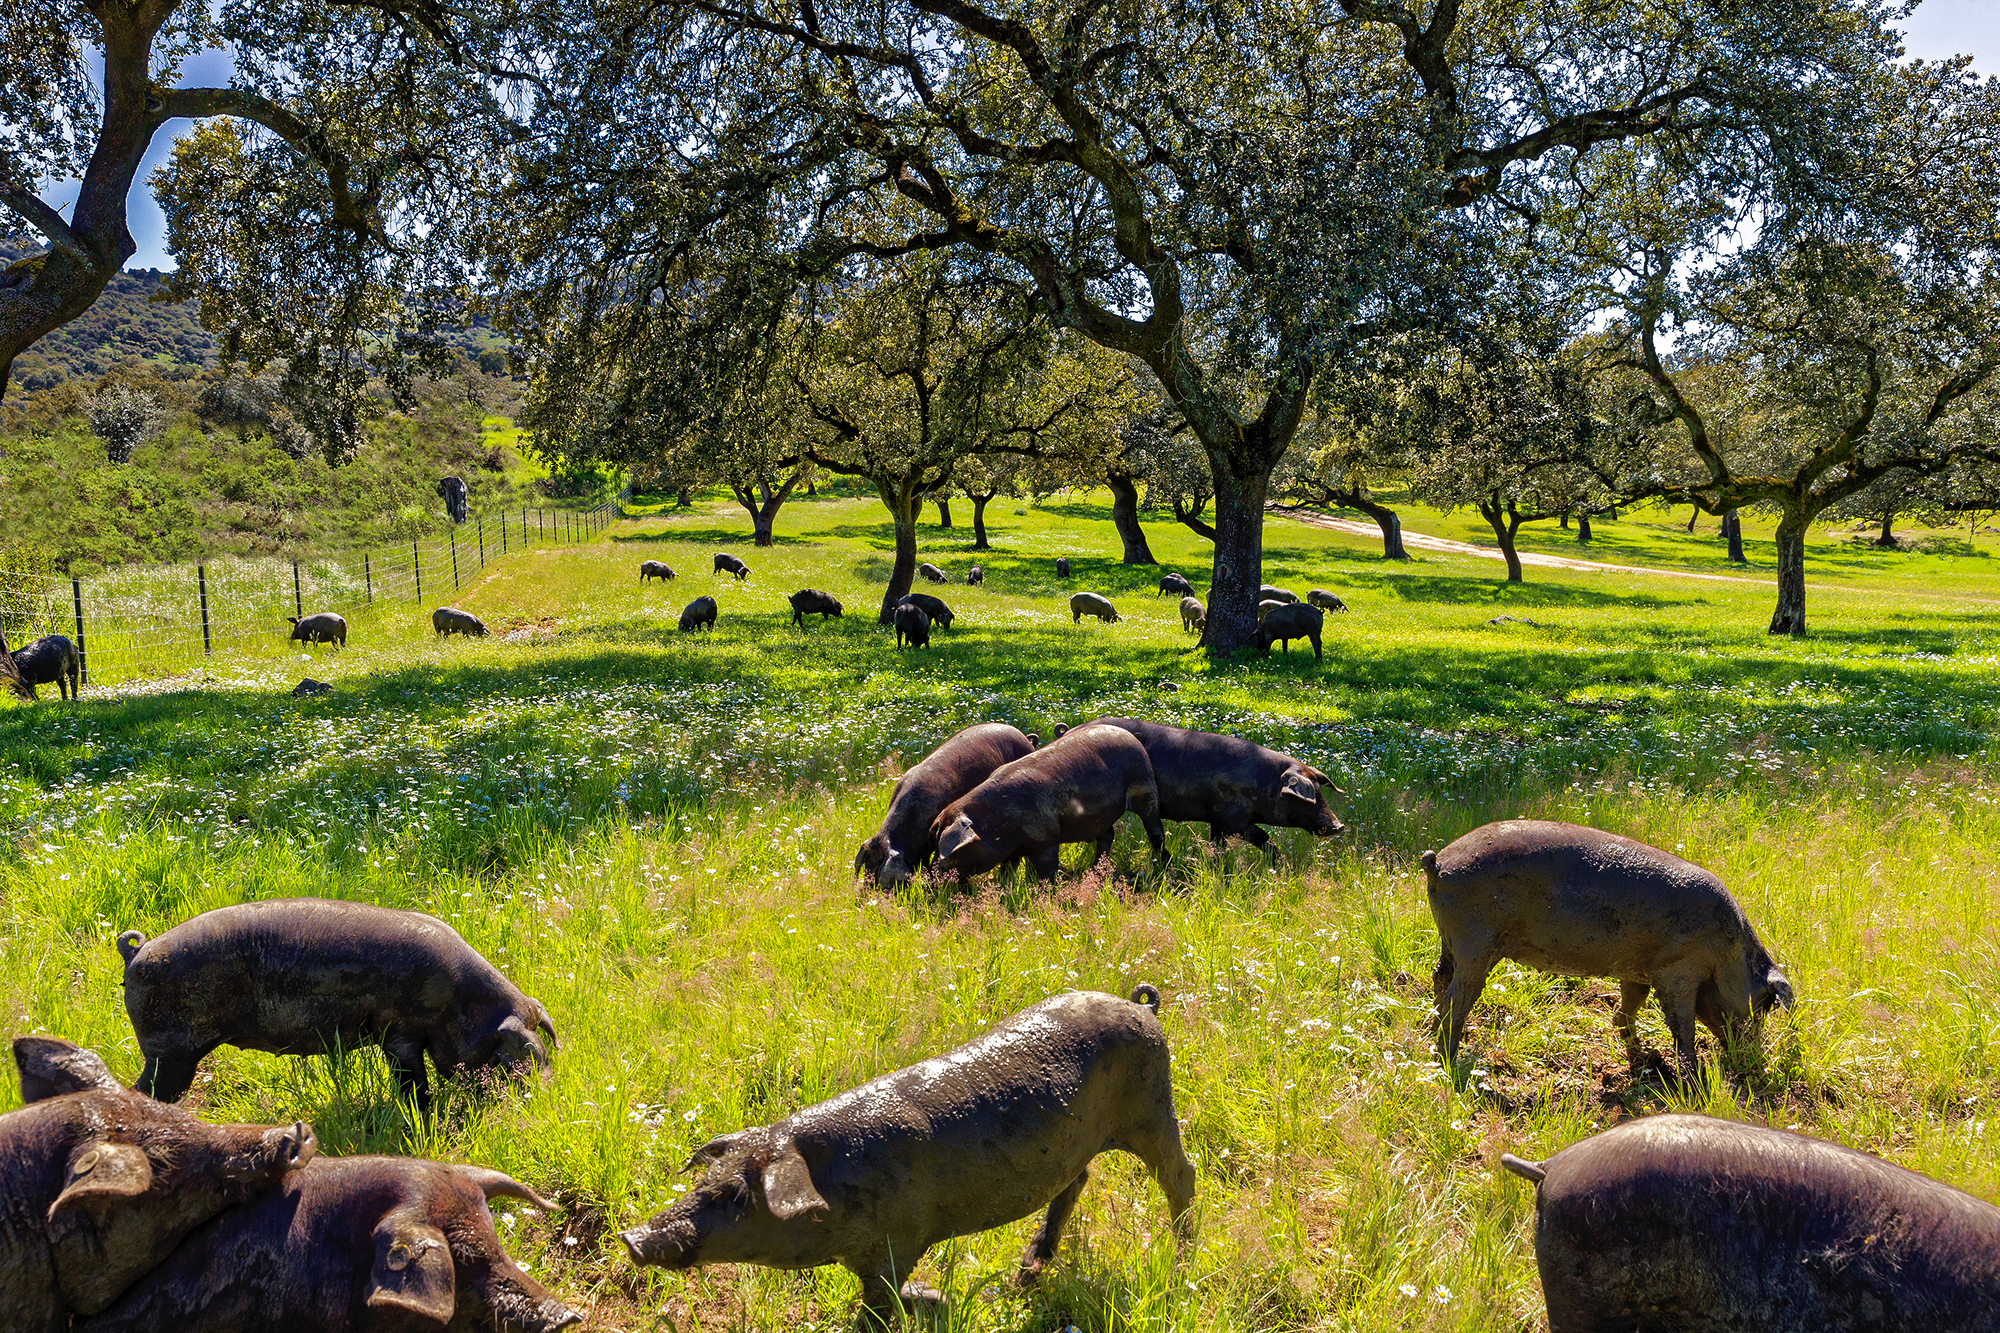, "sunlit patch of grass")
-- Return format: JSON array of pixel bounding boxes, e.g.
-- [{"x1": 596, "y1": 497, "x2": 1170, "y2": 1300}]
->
[{"x1": 2, "y1": 495, "x2": 1998, "y2": 1329}]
